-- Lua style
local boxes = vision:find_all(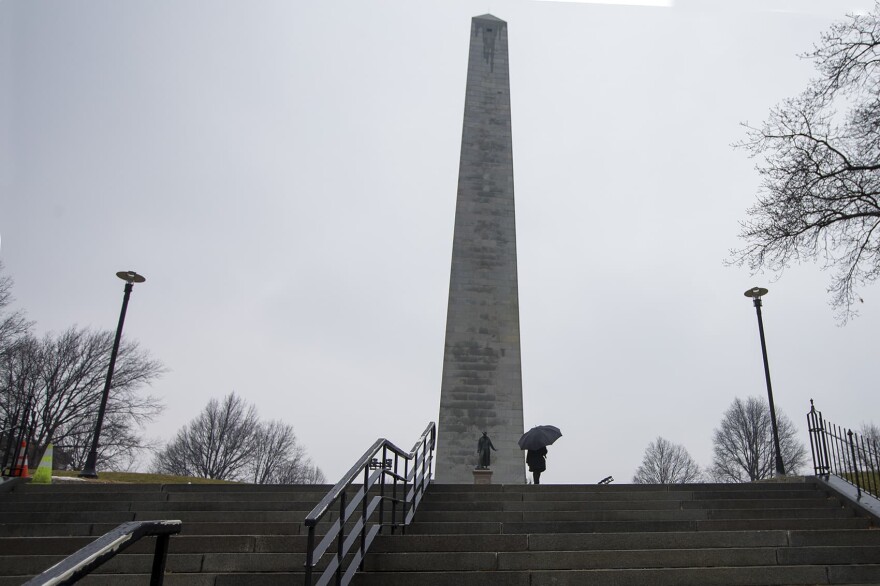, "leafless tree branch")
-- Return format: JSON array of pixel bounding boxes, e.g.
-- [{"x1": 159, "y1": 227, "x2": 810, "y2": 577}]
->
[{"x1": 731, "y1": 3, "x2": 880, "y2": 322}]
